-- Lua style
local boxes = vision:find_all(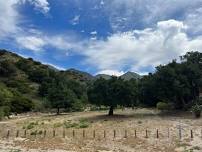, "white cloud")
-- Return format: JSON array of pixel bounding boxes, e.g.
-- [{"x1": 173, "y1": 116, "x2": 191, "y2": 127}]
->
[
  {"x1": 0, "y1": 0, "x2": 21, "y2": 39},
  {"x1": 70, "y1": 15, "x2": 80, "y2": 25},
  {"x1": 81, "y1": 20, "x2": 202, "y2": 73},
  {"x1": 20, "y1": 0, "x2": 50, "y2": 14},
  {"x1": 0, "y1": 0, "x2": 50, "y2": 41},
  {"x1": 16, "y1": 32, "x2": 84, "y2": 52},
  {"x1": 16, "y1": 19, "x2": 201, "y2": 74},
  {"x1": 43, "y1": 62, "x2": 65, "y2": 71},
  {"x1": 96, "y1": 70, "x2": 125, "y2": 76},
  {"x1": 185, "y1": 7, "x2": 202, "y2": 36},
  {"x1": 104, "y1": 0, "x2": 202, "y2": 32},
  {"x1": 100, "y1": 0, "x2": 104, "y2": 5},
  {"x1": 16, "y1": 36, "x2": 46, "y2": 51},
  {"x1": 90, "y1": 31, "x2": 97, "y2": 35},
  {"x1": 1, "y1": 0, "x2": 202, "y2": 75}
]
